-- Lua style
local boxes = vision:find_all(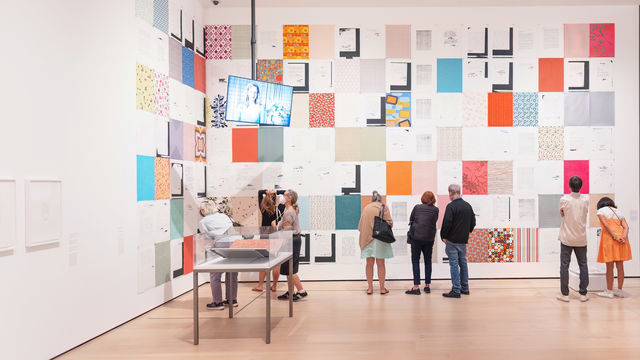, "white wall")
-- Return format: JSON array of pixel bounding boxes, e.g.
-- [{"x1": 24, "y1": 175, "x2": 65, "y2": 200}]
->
[
  {"x1": 0, "y1": 1, "x2": 195, "y2": 359},
  {"x1": 203, "y1": 5, "x2": 640, "y2": 280}
]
